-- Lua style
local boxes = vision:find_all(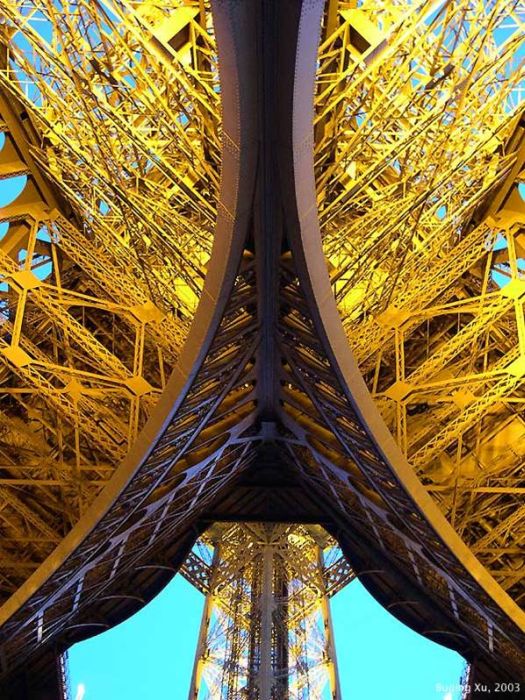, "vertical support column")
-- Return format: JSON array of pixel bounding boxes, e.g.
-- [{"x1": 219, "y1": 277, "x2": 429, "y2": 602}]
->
[
  {"x1": 186, "y1": 524, "x2": 347, "y2": 698},
  {"x1": 57, "y1": 653, "x2": 71, "y2": 700},
  {"x1": 320, "y1": 593, "x2": 342, "y2": 700},
  {"x1": 273, "y1": 555, "x2": 289, "y2": 700},
  {"x1": 247, "y1": 565, "x2": 261, "y2": 699},
  {"x1": 188, "y1": 548, "x2": 220, "y2": 700},
  {"x1": 187, "y1": 591, "x2": 215, "y2": 700},
  {"x1": 258, "y1": 544, "x2": 274, "y2": 700},
  {"x1": 318, "y1": 549, "x2": 342, "y2": 700}
]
